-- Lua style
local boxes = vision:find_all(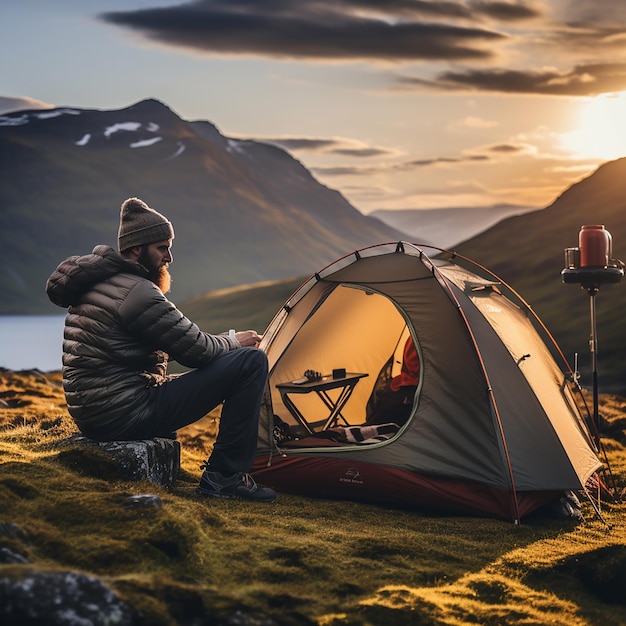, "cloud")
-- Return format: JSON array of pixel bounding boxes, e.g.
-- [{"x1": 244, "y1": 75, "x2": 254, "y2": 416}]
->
[
  {"x1": 545, "y1": 21, "x2": 626, "y2": 60},
  {"x1": 472, "y1": 1, "x2": 541, "y2": 21},
  {"x1": 256, "y1": 135, "x2": 399, "y2": 158},
  {"x1": 448, "y1": 116, "x2": 499, "y2": 131},
  {"x1": 260, "y1": 137, "x2": 339, "y2": 152},
  {"x1": 481, "y1": 143, "x2": 532, "y2": 154},
  {"x1": 0, "y1": 95, "x2": 54, "y2": 115},
  {"x1": 554, "y1": 0, "x2": 626, "y2": 26},
  {"x1": 98, "y1": 1, "x2": 626, "y2": 100},
  {"x1": 308, "y1": 138, "x2": 543, "y2": 180},
  {"x1": 405, "y1": 155, "x2": 488, "y2": 167},
  {"x1": 396, "y1": 62, "x2": 626, "y2": 95},
  {"x1": 312, "y1": 165, "x2": 381, "y2": 176},
  {"x1": 99, "y1": 0, "x2": 507, "y2": 62},
  {"x1": 311, "y1": 153, "x2": 490, "y2": 177}
]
